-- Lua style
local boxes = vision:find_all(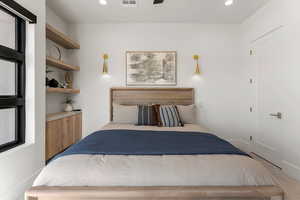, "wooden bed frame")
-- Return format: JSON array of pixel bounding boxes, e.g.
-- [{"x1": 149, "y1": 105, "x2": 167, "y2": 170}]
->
[
  {"x1": 26, "y1": 88, "x2": 284, "y2": 200},
  {"x1": 110, "y1": 87, "x2": 195, "y2": 121}
]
